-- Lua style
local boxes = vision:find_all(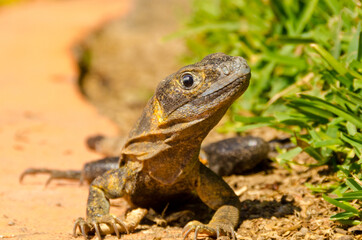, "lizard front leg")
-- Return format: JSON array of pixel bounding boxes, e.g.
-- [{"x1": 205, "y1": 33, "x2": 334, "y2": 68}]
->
[
  {"x1": 73, "y1": 167, "x2": 145, "y2": 239},
  {"x1": 183, "y1": 163, "x2": 240, "y2": 240}
]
